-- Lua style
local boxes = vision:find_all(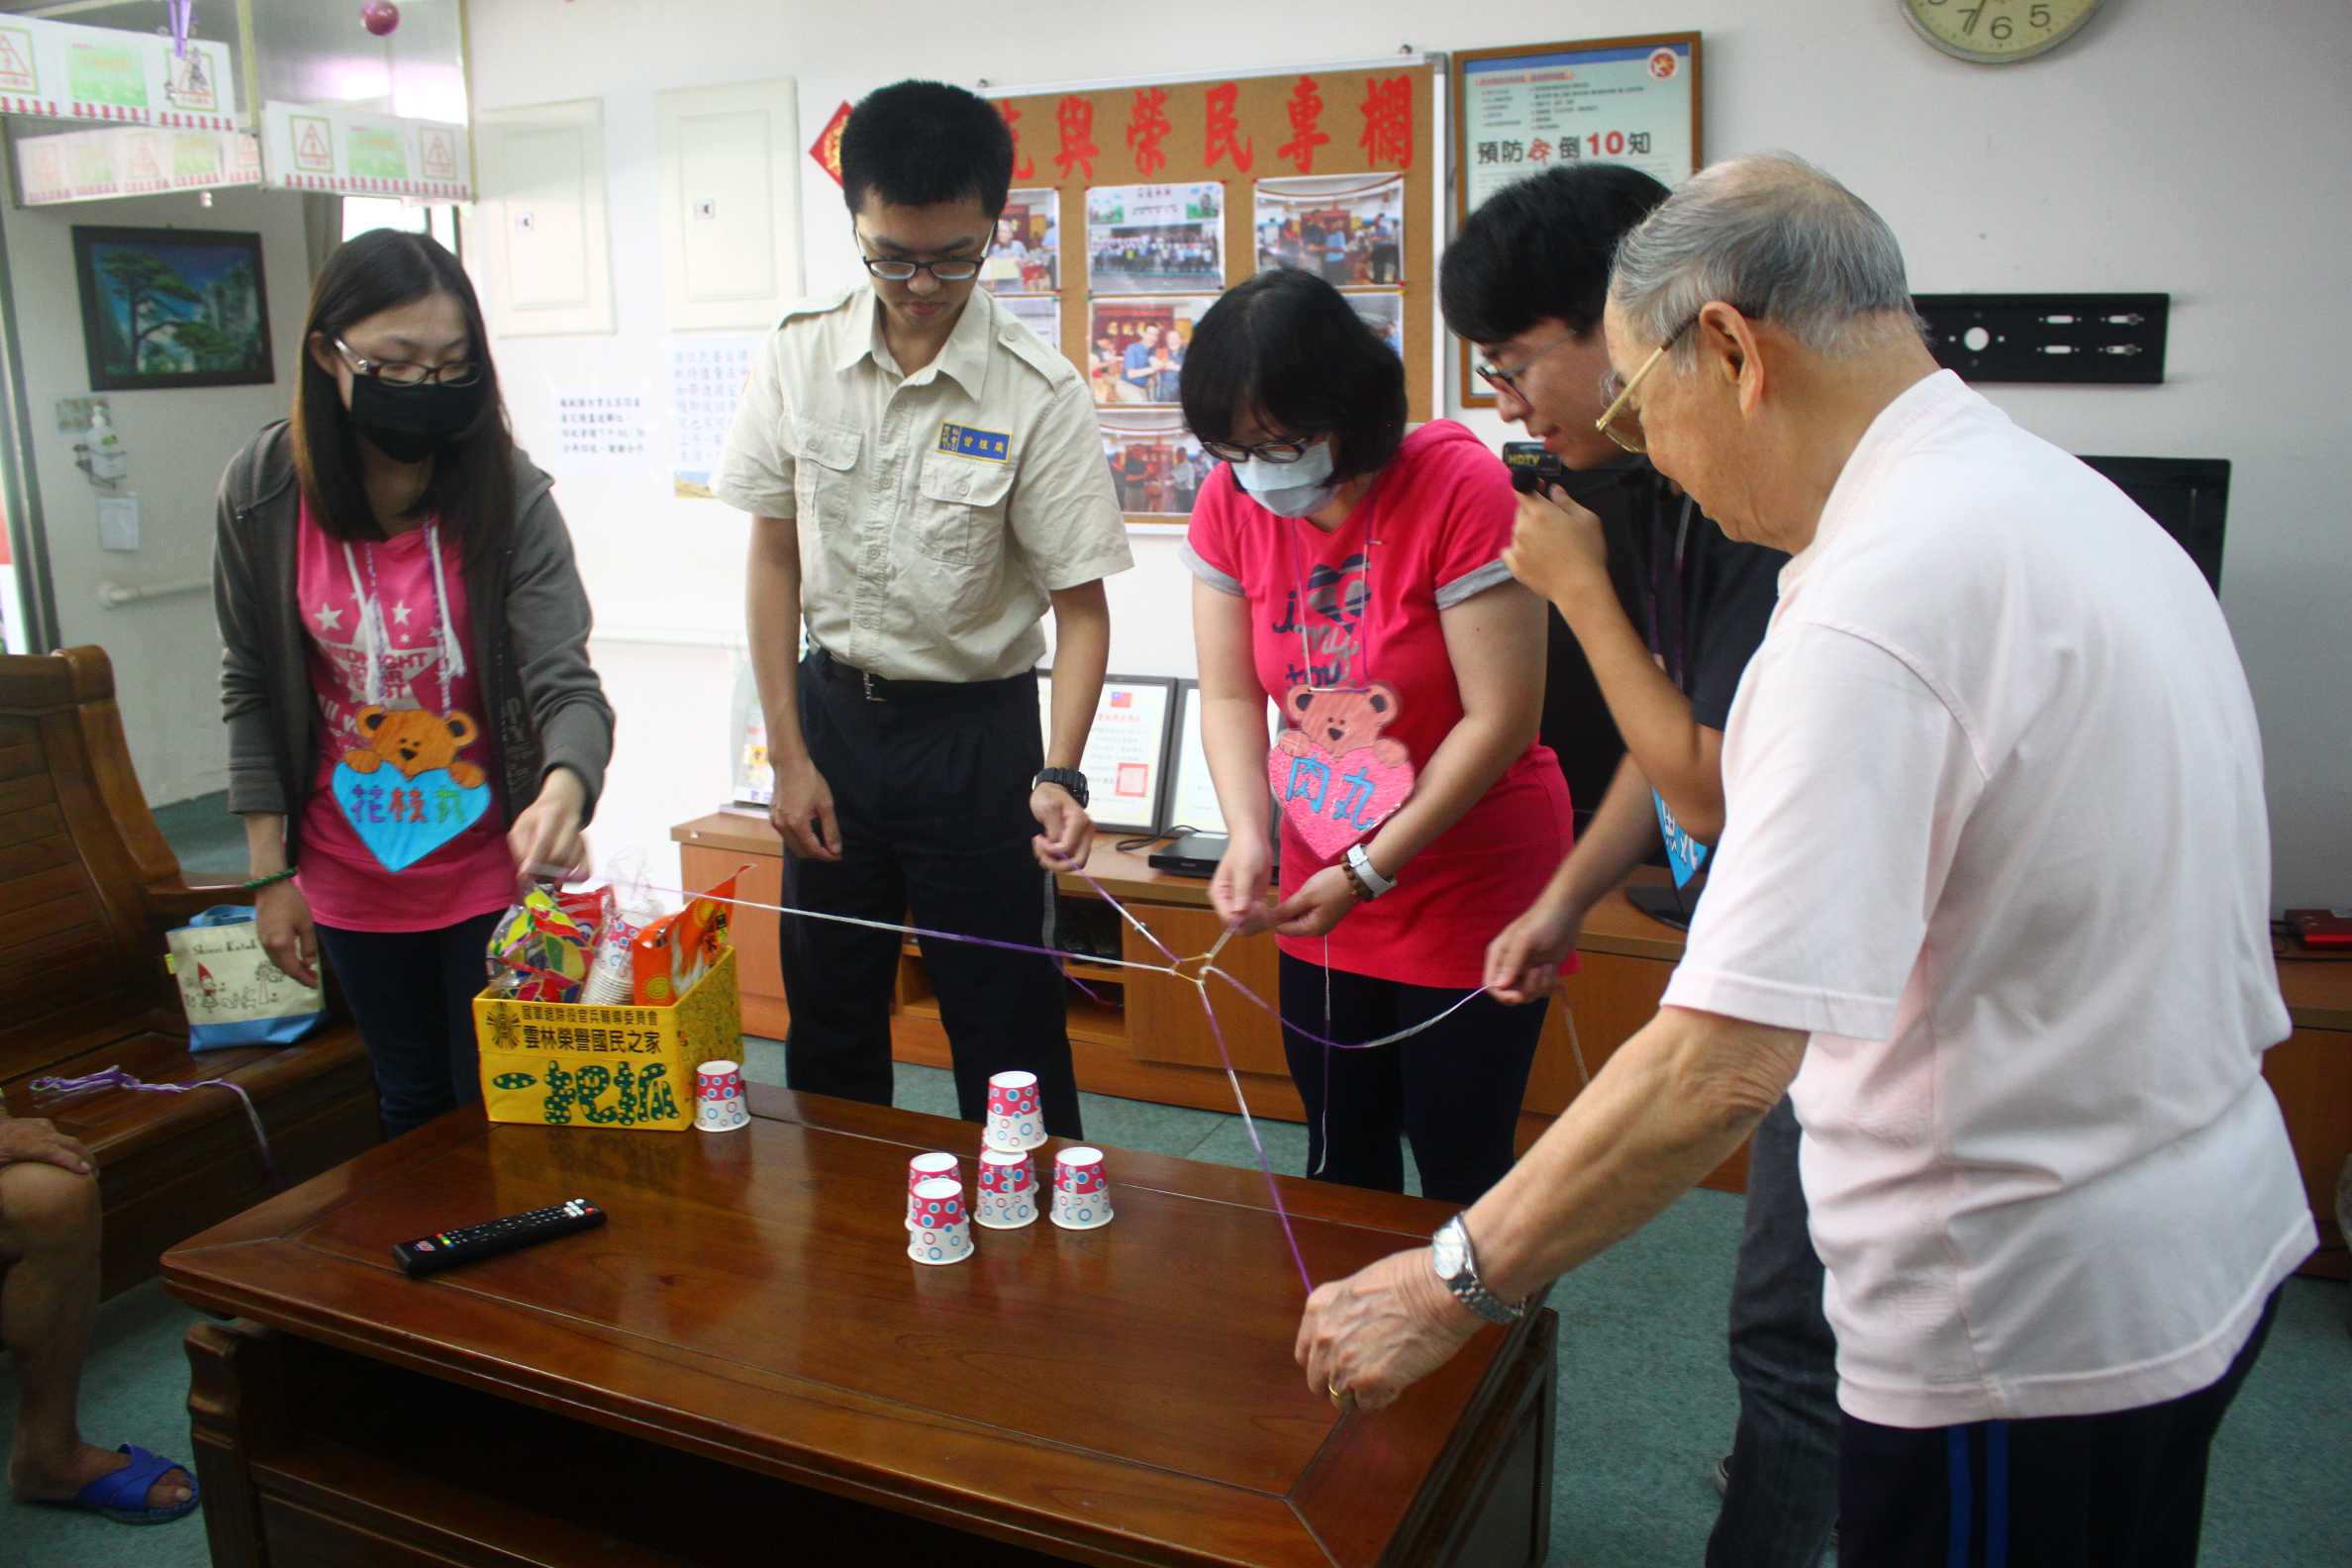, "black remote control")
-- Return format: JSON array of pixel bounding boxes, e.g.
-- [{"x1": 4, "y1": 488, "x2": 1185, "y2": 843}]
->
[{"x1": 391, "y1": 1198, "x2": 606, "y2": 1278}]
